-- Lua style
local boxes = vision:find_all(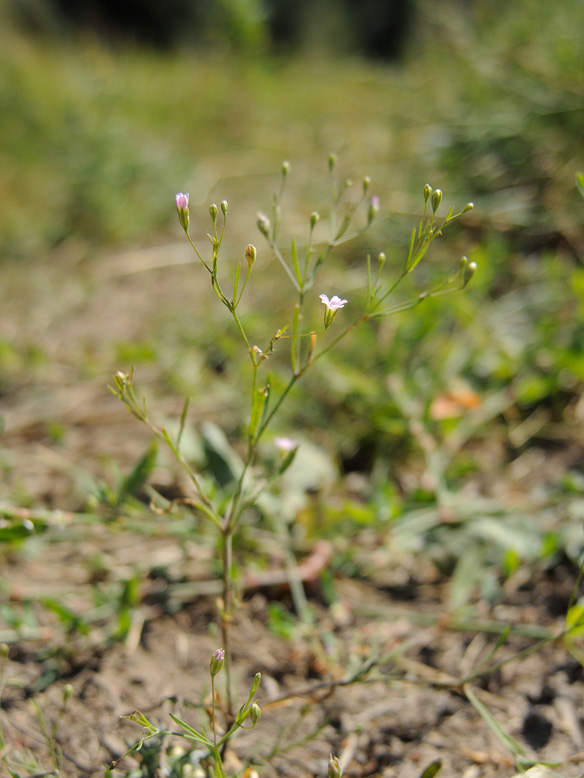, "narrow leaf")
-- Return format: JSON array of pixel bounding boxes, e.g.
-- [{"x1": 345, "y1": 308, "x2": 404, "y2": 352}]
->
[
  {"x1": 291, "y1": 237, "x2": 302, "y2": 284},
  {"x1": 418, "y1": 759, "x2": 442, "y2": 778},
  {"x1": 404, "y1": 227, "x2": 416, "y2": 271},
  {"x1": 168, "y1": 713, "x2": 212, "y2": 746},
  {"x1": 334, "y1": 213, "x2": 351, "y2": 241},
  {"x1": 464, "y1": 684, "x2": 525, "y2": 756},
  {"x1": 178, "y1": 396, "x2": 190, "y2": 448}
]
